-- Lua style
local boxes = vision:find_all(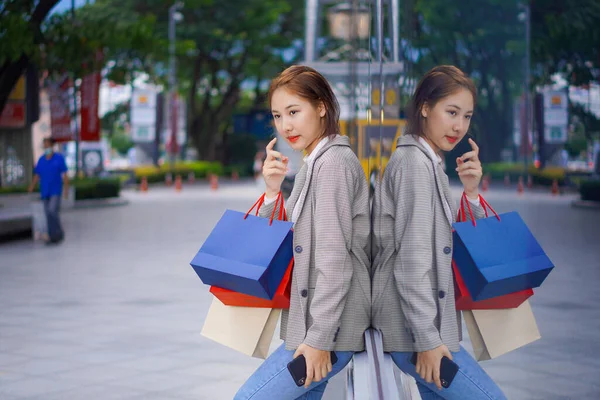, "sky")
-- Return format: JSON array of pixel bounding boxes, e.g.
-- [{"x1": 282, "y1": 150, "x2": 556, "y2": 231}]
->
[{"x1": 51, "y1": 0, "x2": 90, "y2": 15}]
